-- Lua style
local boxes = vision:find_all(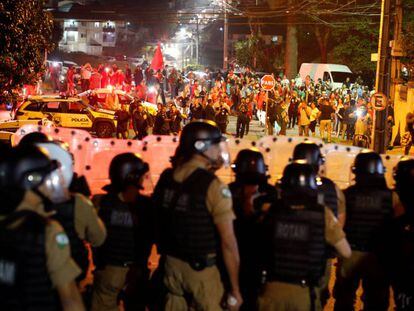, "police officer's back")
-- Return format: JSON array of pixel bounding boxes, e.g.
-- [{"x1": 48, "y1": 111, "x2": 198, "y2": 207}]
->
[
  {"x1": 153, "y1": 120, "x2": 242, "y2": 310},
  {"x1": 292, "y1": 142, "x2": 346, "y2": 226},
  {"x1": 19, "y1": 133, "x2": 107, "y2": 282},
  {"x1": 382, "y1": 158, "x2": 414, "y2": 310},
  {"x1": 91, "y1": 153, "x2": 153, "y2": 311},
  {"x1": 259, "y1": 162, "x2": 351, "y2": 311},
  {"x1": 229, "y1": 148, "x2": 275, "y2": 310},
  {"x1": 334, "y1": 152, "x2": 393, "y2": 311},
  {"x1": 0, "y1": 145, "x2": 85, "y2": 311},
  {"x1": 292, "y1": 142, "x2": 346, "y2": 307}
]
